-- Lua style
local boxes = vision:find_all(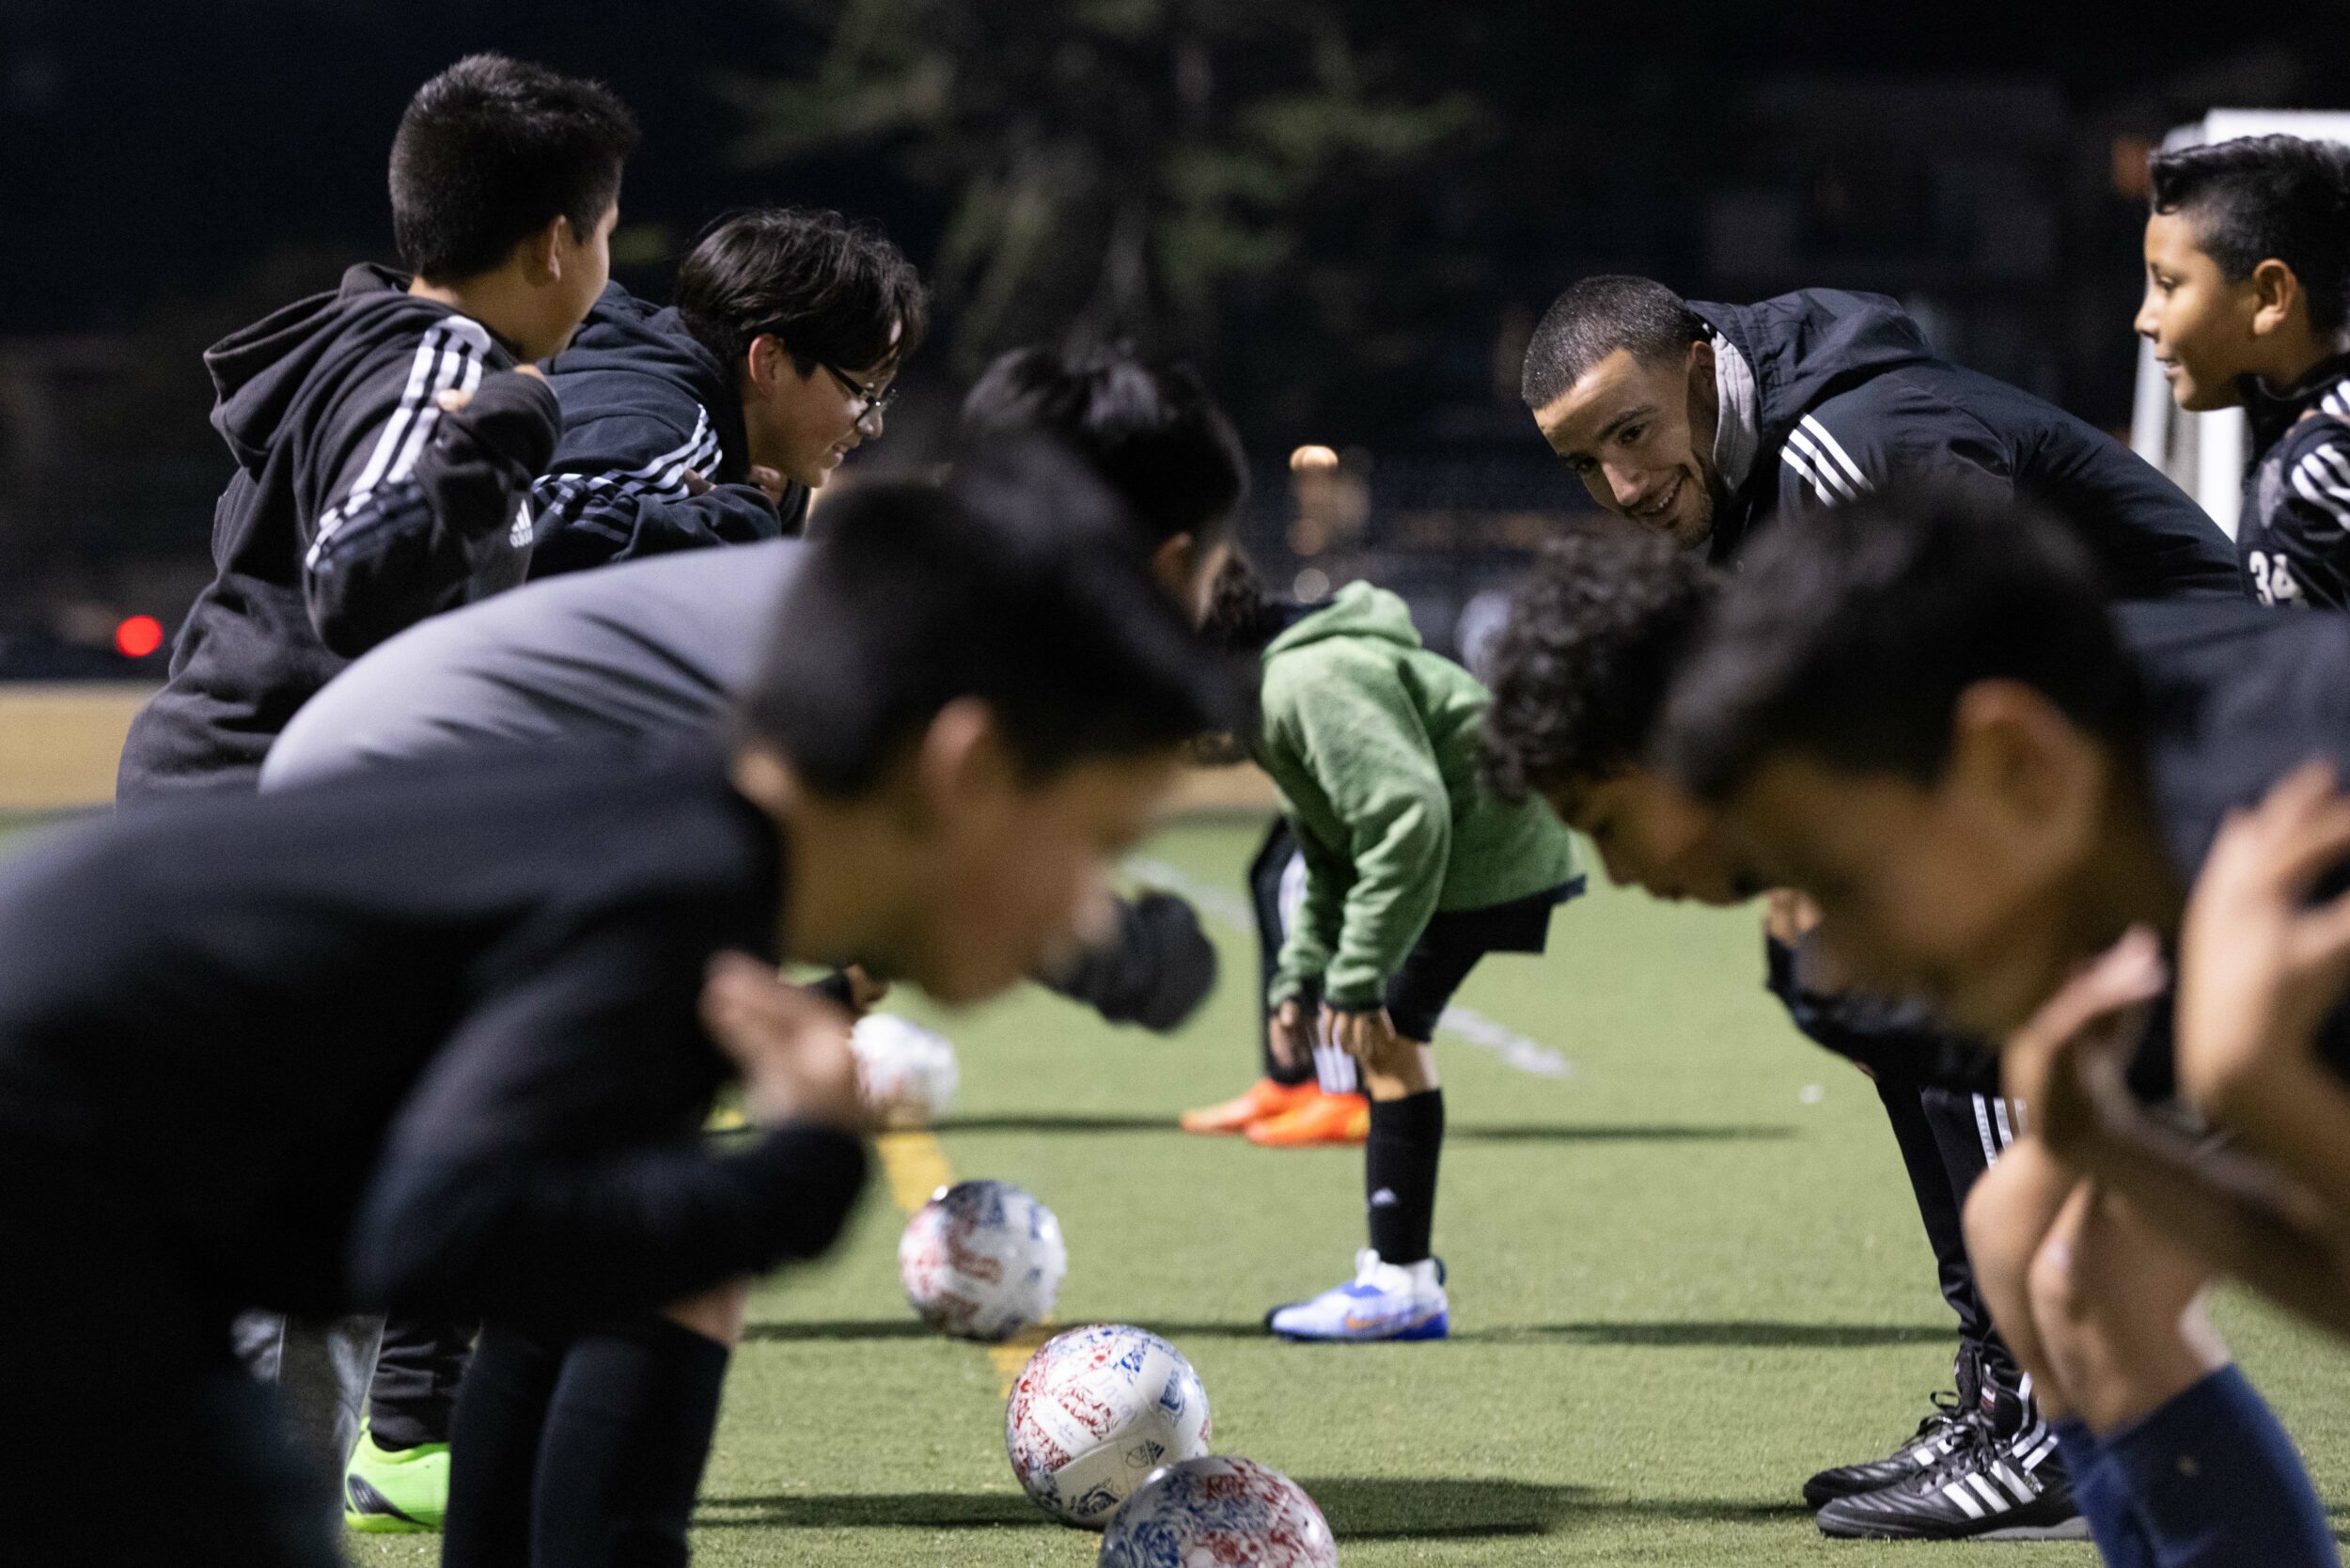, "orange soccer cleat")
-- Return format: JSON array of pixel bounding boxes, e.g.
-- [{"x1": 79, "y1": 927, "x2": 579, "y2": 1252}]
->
[
  {"x1": 1244, "y1": 1090, "x2": 1371, "y2": 1148},
  {"x1": 1179, "y1": 1076, "x2": 1319, "y2": 1136}
]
